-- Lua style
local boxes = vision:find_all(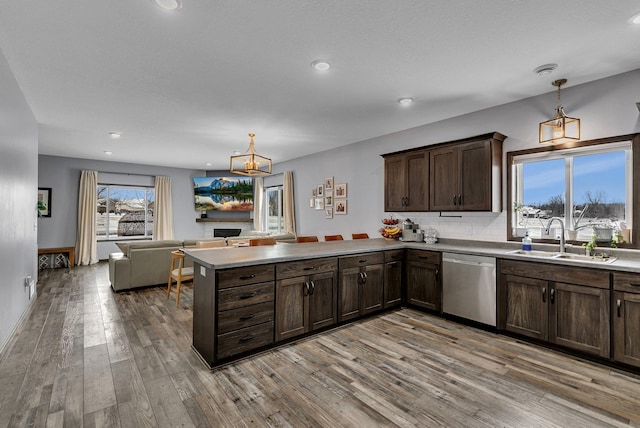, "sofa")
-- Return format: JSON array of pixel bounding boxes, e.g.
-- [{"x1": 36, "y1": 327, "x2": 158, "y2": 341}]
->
[{"x1": 108, "y1": 233, "x2": 294, "y2": 291}]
